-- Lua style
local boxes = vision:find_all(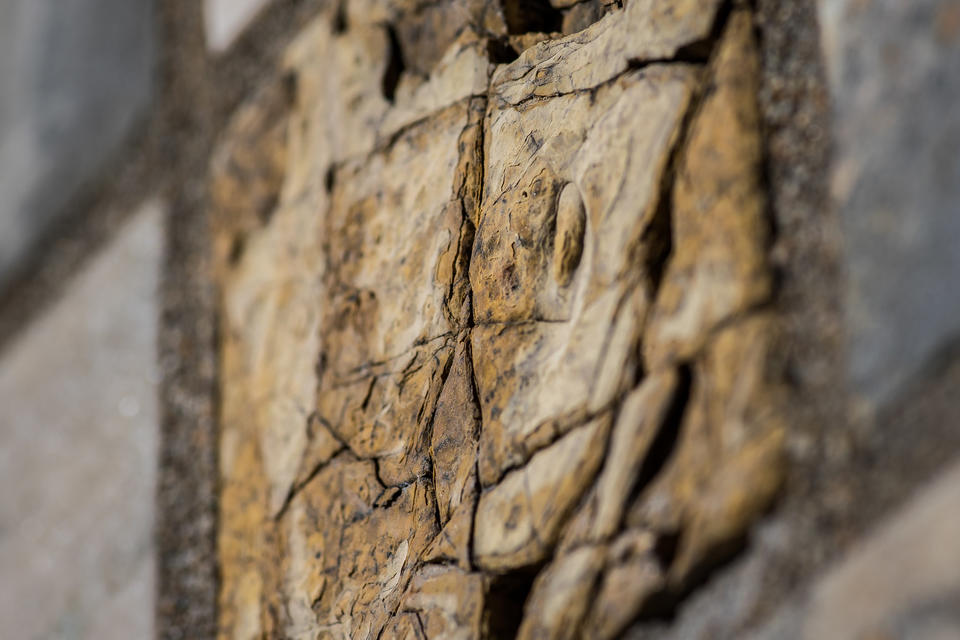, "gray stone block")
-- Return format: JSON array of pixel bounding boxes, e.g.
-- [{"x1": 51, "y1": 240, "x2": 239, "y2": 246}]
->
[
  {"x1": 820, "y1": 0, "x2": 960, "y2": 404},
  {"x1": 0, "y1": 0, "x2": 155, "y2": 291},
  {"x1": 0, "y1": 201, "x2": 163, "y2": 640},
  {"x1": 750, "y1": 458, "x2": 960, "y2": 640}
]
